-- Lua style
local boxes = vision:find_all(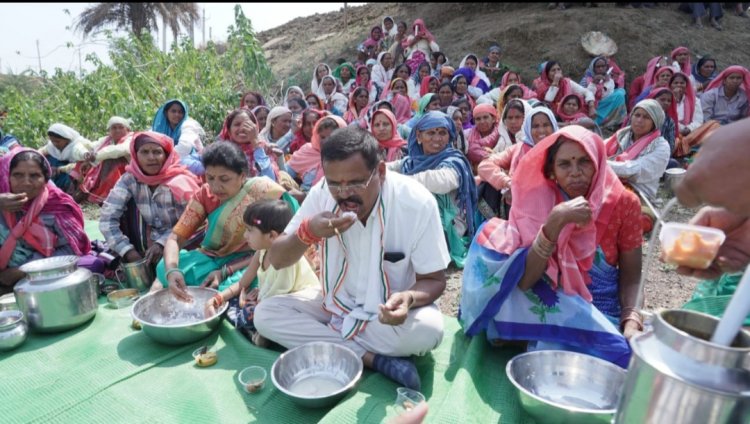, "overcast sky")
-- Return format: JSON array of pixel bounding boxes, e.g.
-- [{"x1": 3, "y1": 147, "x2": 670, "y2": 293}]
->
[{"x1": 0, "y1": 3, "x2": 366, "y2": 75}]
